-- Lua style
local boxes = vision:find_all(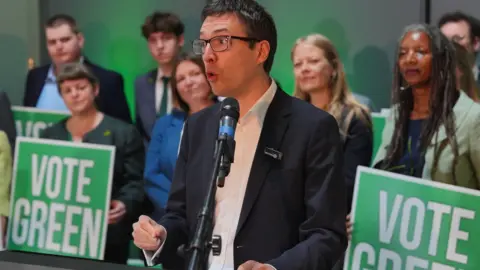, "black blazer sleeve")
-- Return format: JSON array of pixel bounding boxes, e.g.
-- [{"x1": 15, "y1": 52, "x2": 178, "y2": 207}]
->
[
  {"x1": 267, "y1": 114, "x2": 348, "y2": 270},
  {"x1": 94, "y1": 66, "x2": 132, "y2": 124},
  {"x1": 154, "y1": 119, "x2": 190, "y2": 268},
  {"x1": 343, "y1": 113, "x2": 373, "y2": 212},
  {"x1": 115, "y1": 125, "x2": 146, "y2": 221},
  {"x1": 109, "y1": 73, "x2": 132, "y2": 124}
]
